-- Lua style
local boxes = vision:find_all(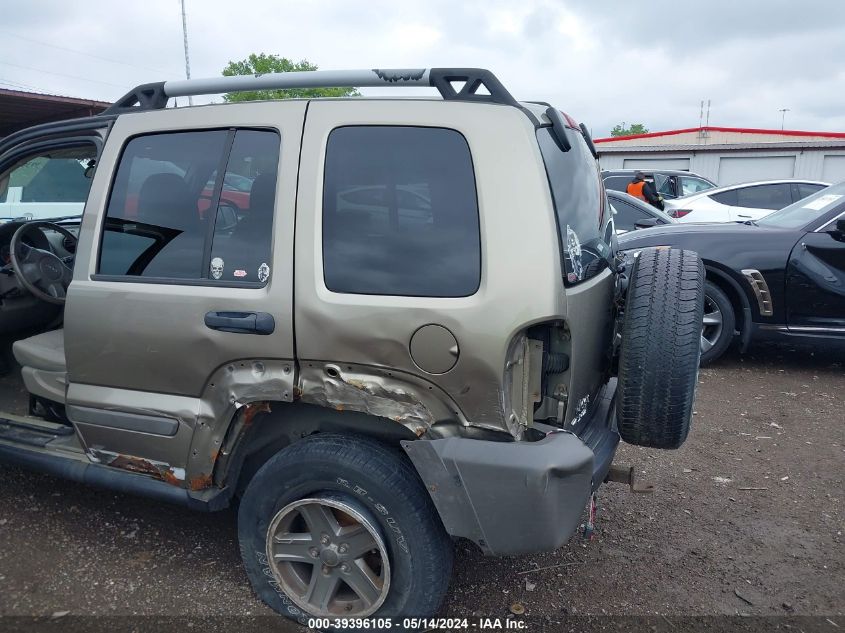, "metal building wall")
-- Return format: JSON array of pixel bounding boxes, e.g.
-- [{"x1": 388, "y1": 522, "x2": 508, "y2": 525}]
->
[{"x1": 599, "y1": 148, "x2": 845, "y2": 186}]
